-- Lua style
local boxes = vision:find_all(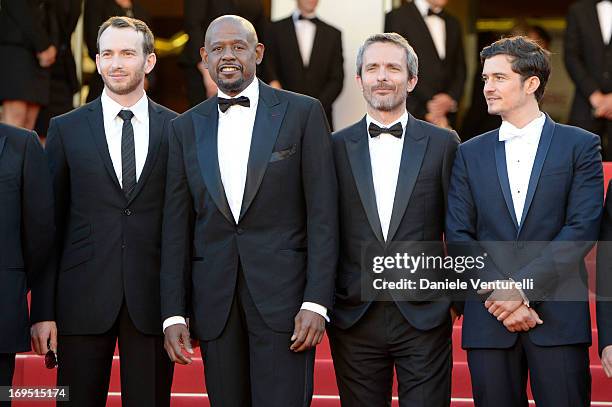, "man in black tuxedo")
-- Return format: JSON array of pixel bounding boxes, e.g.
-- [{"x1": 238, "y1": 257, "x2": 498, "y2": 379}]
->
[
  {"x1": 598, "y1": 180, "x2": 612, "y2": 379},
  {"x1": 266, "y1": 0, "x2": 344, "y2": 129},
  {"x1": 0, "y1": 123, "x2": 54, "y2": 395},
  {"x1": 162, "y1": 15, "x2": 338, "y2": 407},
  {"x1": 328, "y1": 32, "x2": 459, "y2": 407},
  {"x1": 180, "y1": 0, "x2": 270, "y2": 106},
  {"x1": 385, "y1": 0, "x2": 465, "y2": 128},
  {"x1": 564, "y1": 0, "x2": 612, "y2": 160},
  {"x1": 44, "y1": 17, "x2": 177, "y2": 406}
]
